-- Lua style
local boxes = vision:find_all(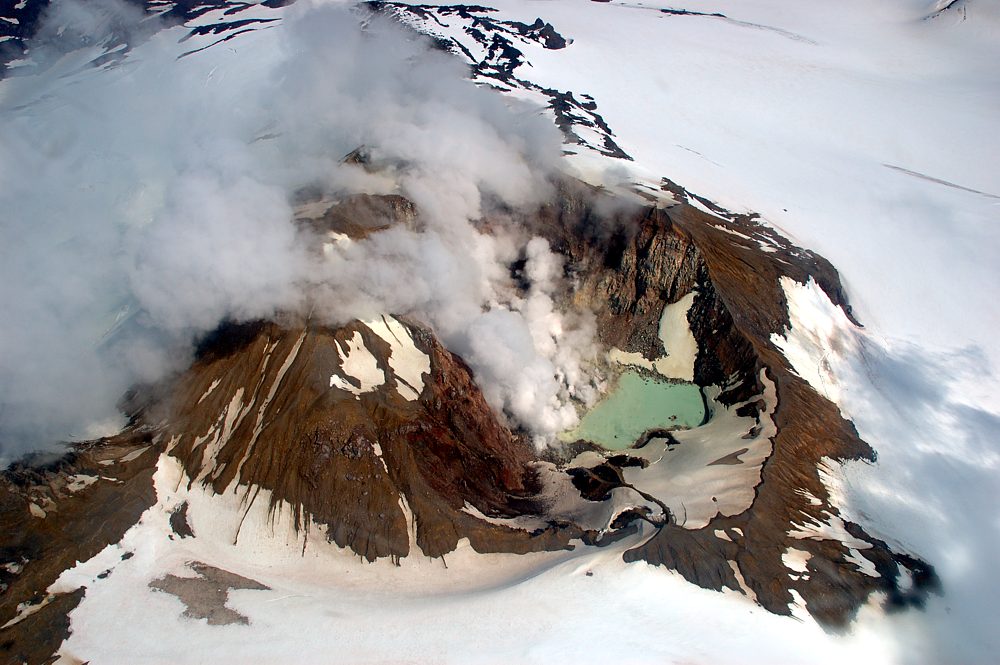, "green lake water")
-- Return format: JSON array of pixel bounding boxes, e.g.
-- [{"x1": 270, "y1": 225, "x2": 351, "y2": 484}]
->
[{"x1": 564, "y1": 372, "x2": 705, "y2": 450}]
